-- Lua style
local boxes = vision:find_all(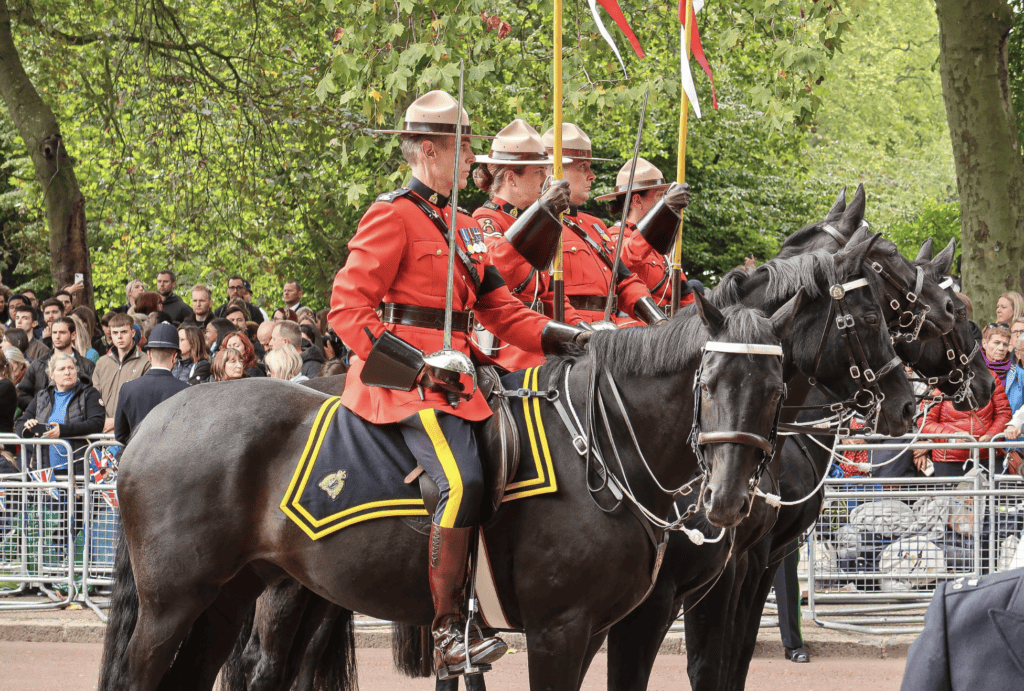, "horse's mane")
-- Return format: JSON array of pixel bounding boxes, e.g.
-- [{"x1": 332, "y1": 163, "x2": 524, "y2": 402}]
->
[
  {"x1": 780, "y1": 221, "x2": 833, "y2": 249},
  {"x1": 583, "y1": 303, "x2": 778, "y2": 378},
  {"x1": 708, "y1": 250, "x2": 838, "y2": 309}
]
